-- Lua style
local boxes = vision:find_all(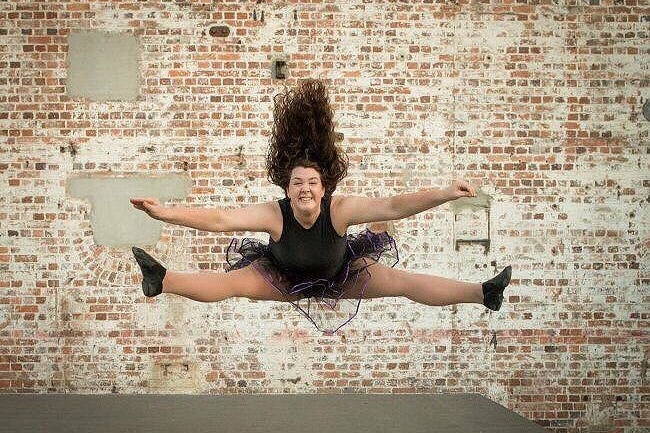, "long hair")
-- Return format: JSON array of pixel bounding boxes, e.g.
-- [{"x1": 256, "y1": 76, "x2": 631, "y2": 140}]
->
[{"x1": 266, "y1": 79, "x2": 348, "y2": 197}]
